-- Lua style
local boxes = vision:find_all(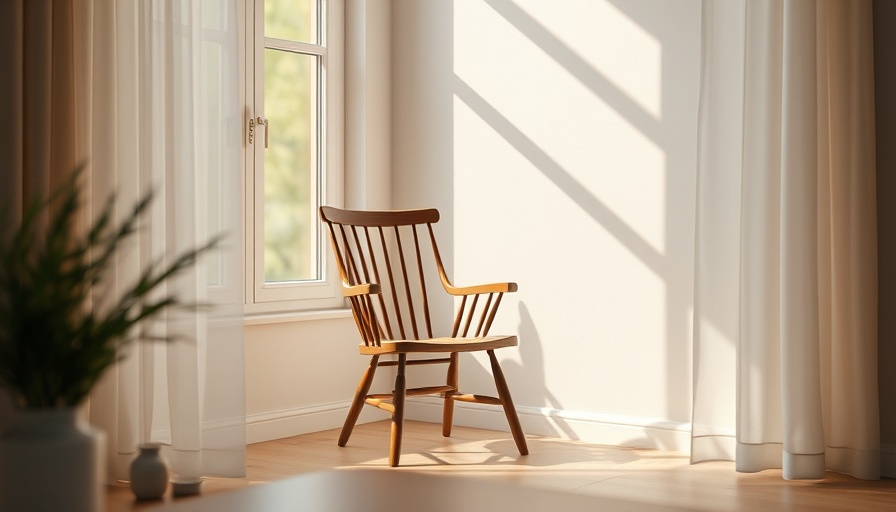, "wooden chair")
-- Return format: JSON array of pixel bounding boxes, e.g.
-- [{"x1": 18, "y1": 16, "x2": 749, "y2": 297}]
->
[{"x1": 320, "y1": 206, "x2": 528, "y2": 467}]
